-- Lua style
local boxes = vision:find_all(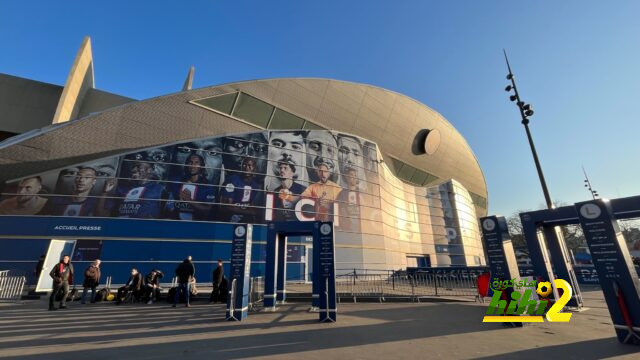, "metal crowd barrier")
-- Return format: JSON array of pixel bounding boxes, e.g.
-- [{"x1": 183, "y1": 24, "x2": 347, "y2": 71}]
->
[
  {"x1": 0, "y1": 271, "x2": 26, "y2": 303},
  {"x1": 335, "y1": 269, "x2": 480, "y2": 302},
  {"x1": 248, "y1": 276, "x2": 264, "y2": 311},
  {"x1": 336, "y1": 273, "x2": 385, "y2": 303}
]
